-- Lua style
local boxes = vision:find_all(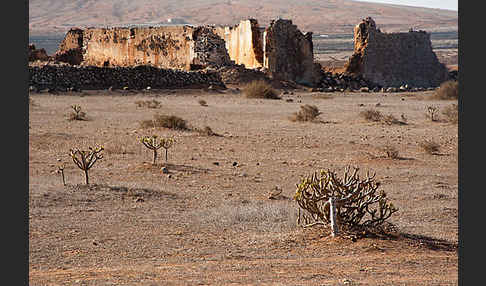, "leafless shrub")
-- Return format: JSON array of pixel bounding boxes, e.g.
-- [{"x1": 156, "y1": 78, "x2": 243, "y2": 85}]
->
[
  {"x1": 290, "y1": 104, "x2": 322, "y2": 122},
  {"x1": 68, "y1": 104, "x2": 88, "y2": 121},
  {"x1": 140, "y1": 114, "x2": 189, "y2": 130},
  {"x1": 442, "y1": 103, "x2": 458, "y2": 124},
  {"x1": 360, "y1": 109, "x2": 382, "y2": 122},
  {"x1": 243, "y1": 80, "x2": 281, "y2": 99},
  {"x1": 425, "y1": 106, "x2": 440, "y2": 122},
  {"x1": 382, "y1": 145, "x2": 400, "y2": 159},
  {"x1": 419, "y1": 140, "x2": 440, "y2": 155},
  {"x1": 69, "y1": 145, "x2": 104, "y2": 185},
  {"x1": 433, "y1": 80, "x2": 458, "y2": 100},
  {"x1": 135, "y1": 99, "x2": 161, "y2": 109}
]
